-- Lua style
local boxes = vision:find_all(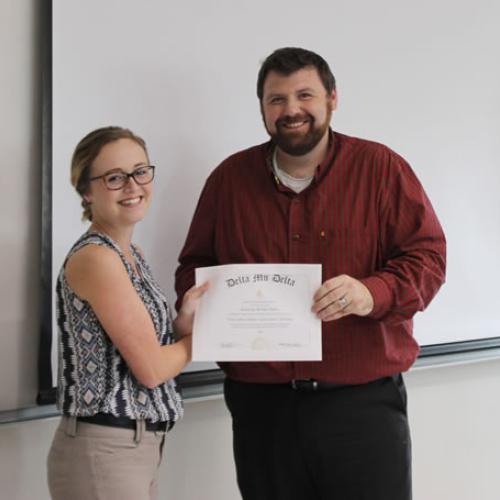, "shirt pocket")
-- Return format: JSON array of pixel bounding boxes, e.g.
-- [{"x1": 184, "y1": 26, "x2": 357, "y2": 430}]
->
[{"x1": 318, "y1": 226, "x2": 378, "y2": 278}]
